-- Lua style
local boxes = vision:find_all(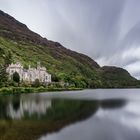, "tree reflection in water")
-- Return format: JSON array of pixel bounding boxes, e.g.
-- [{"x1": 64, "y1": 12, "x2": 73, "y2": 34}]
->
[{"x1": 0, "y1": 94, "x2": 126, "y2": 140}]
